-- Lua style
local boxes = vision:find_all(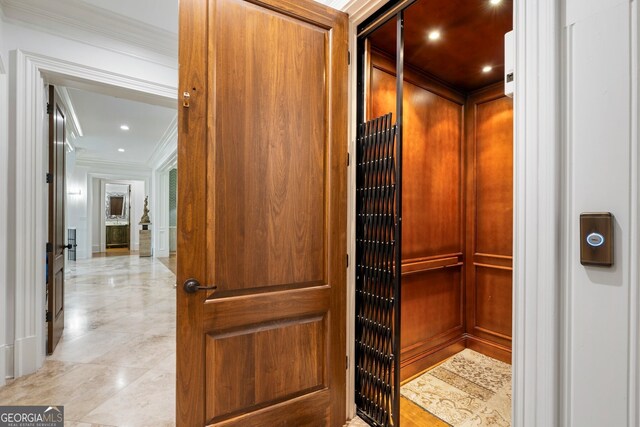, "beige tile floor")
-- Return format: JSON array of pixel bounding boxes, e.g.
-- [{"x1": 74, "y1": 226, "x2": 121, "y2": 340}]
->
[{"x1": 0, "y1": 255, "x2": 177, "y2": 426}]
